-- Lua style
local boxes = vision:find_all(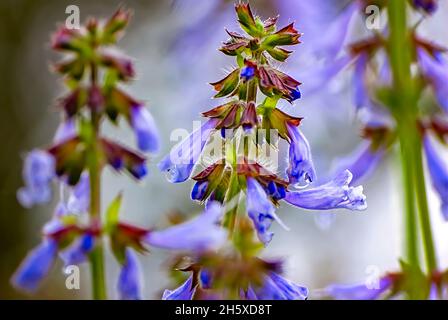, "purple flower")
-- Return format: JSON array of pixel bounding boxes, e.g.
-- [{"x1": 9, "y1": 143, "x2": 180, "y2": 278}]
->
[
  {"x1": 130, "y1": 106, "x2": 160, "y2": 153},
  {"x1": 17, "y1": 150, "x2": 56, "y2": 208},
  {"x1": 240, "y1": 65, "x2": 255, "y2": 82},
  {"x1": 162, "y1": 274, "x2": 197, "y2": 300},
  {"x1": 326, "y1": 276, "x2": 393, "y2": 300},
  {"x1": 67, "y1": 172, "x2": 90, "y2": 214},
  {"x1": 117, "y1": 249, "x2": 142, "y2": 300},
  {"x1": 417, "y1": 48, "x2": 448, "y2": 113},
  {"x1": 313, "y1": 1, "x2": 360, "y2": 59},
  {"x1": 286, "y1": 123, "x2": 316, "y2": 186},
  {"x1": 144, "y1": 202, "x2": 226, "y2": 251},
  {"x1": 54, "y1": 119, "x2": 77, "y2": 143},
  {"x1": 413, "y1": 0, "x2": 438, "y2": 14},
  {"x1": 353, "y1": 52, "x2": 369, "y2": 110},
  {"x1": 332, "y1": 141, "x2": 385, "y2": 185},
  {"x1": 158, "y1": 119, "x2": 218, "y2": 183},
  {"x1": 285, "y1": 170, "x2": 367, "y2": 211},
  {"x1": 247, "y1": 272, "x2": 308, "y2": 300},
  {"x1": 191, "y1": 180, "x2": 209, "y2": 201},
  {"x1": 423, "y1": 135, "x2": 448, "y2": 220},
  {"x1": 11, "y1": 239, "x2": 58, "y2": 293},
  {"x1": 246, "y1": 177, "x2": 289, "y2": 245},
  {"x1": 60, "y1": 234, "x2": 94, "y2": 266}
]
